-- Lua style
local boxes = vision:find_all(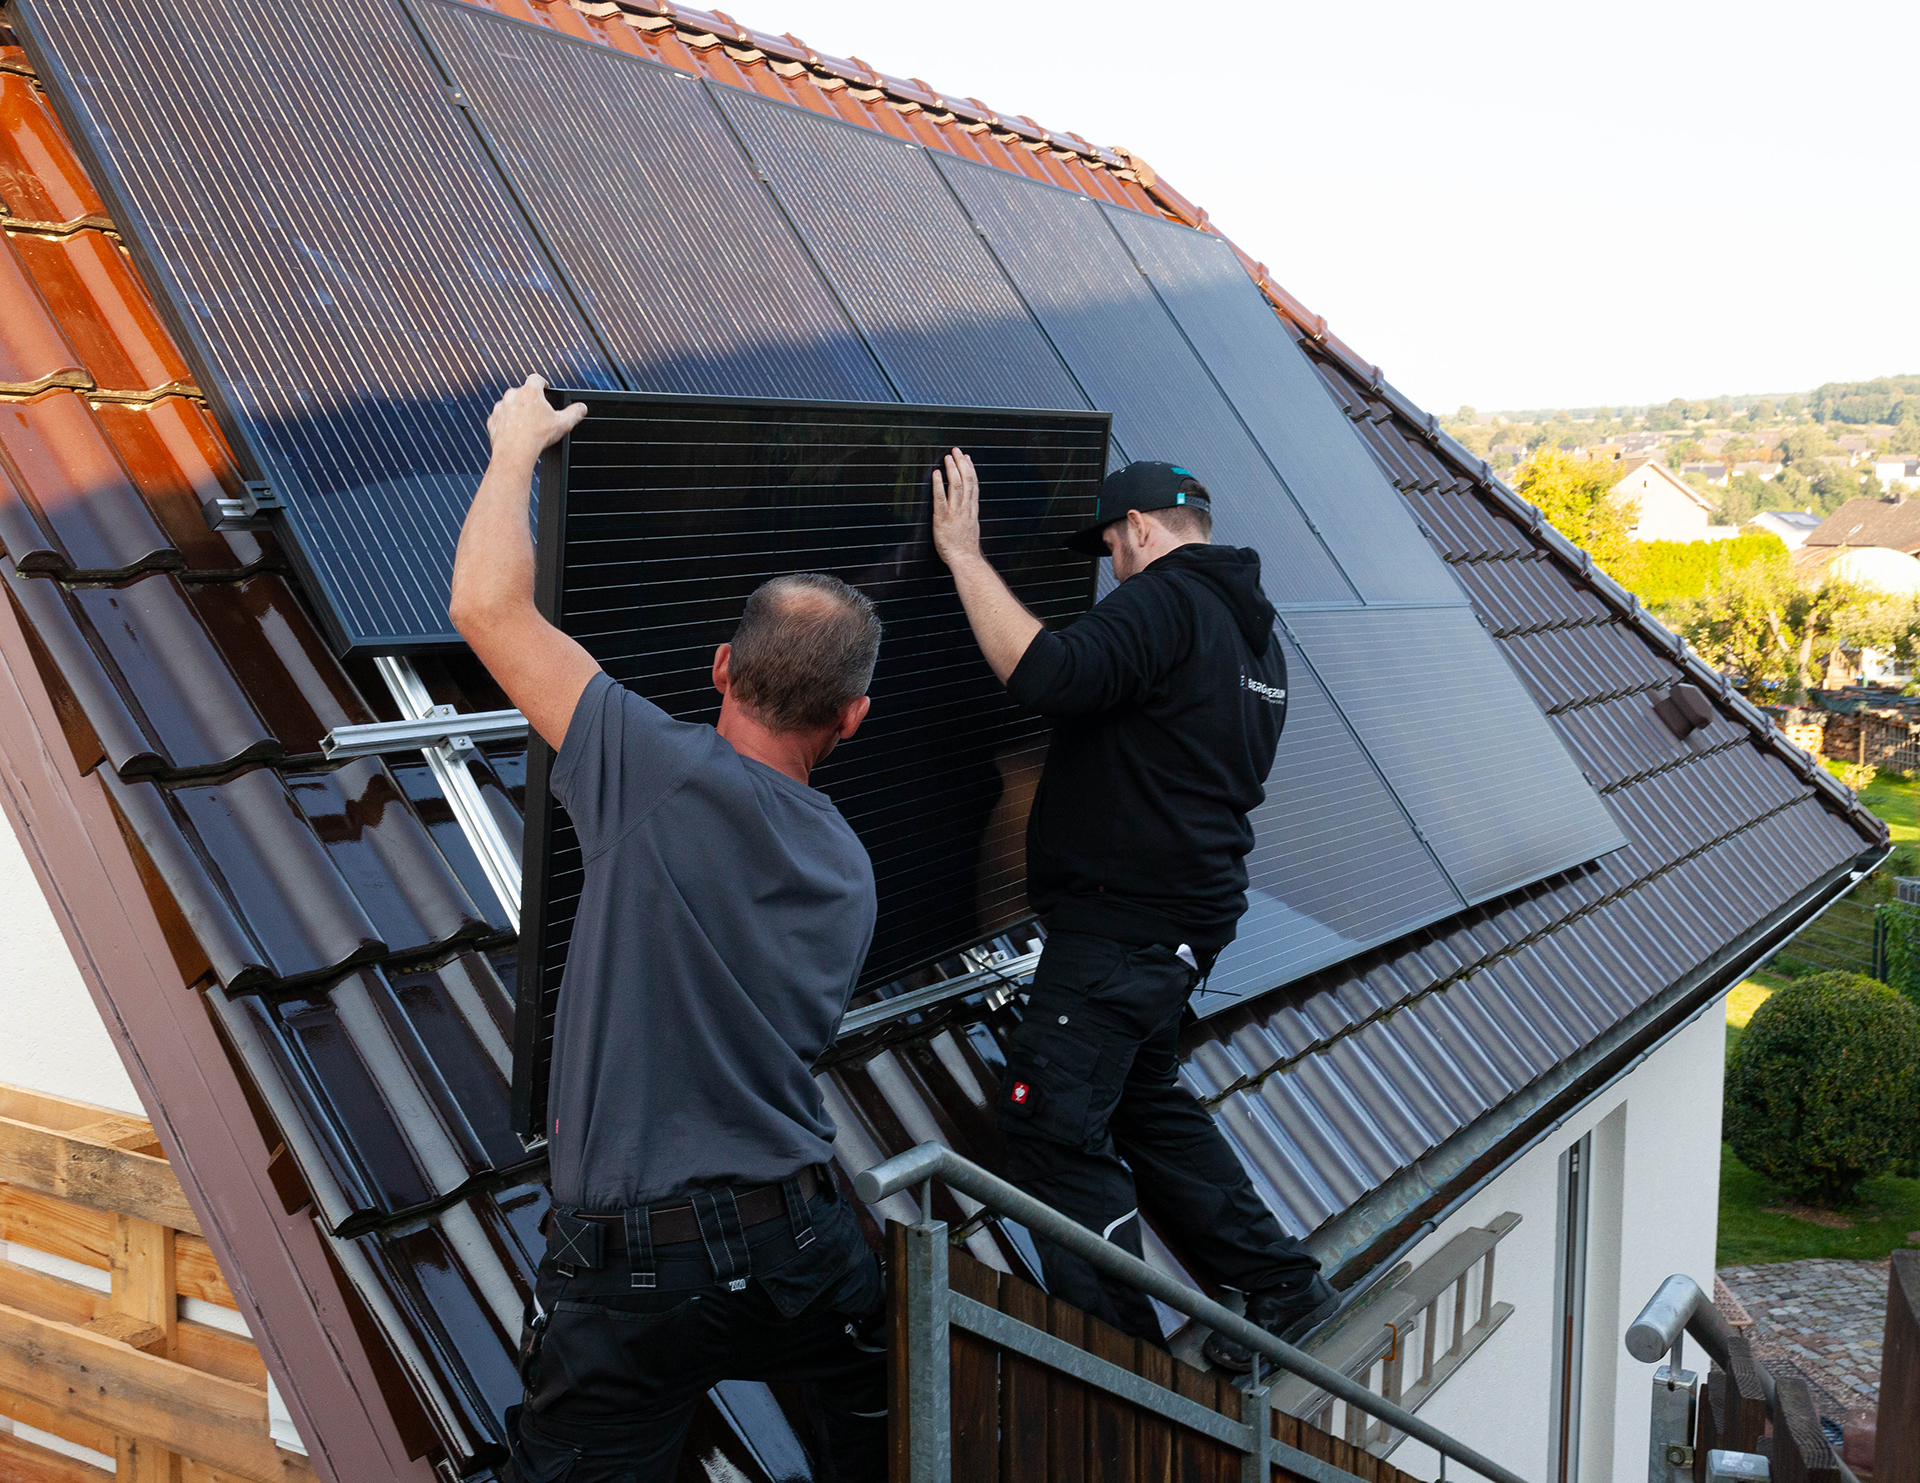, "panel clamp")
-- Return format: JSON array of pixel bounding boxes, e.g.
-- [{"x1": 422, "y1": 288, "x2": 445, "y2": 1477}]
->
[{"x1": 204, "y1": 480, "x2": 283, "y2": 530}]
